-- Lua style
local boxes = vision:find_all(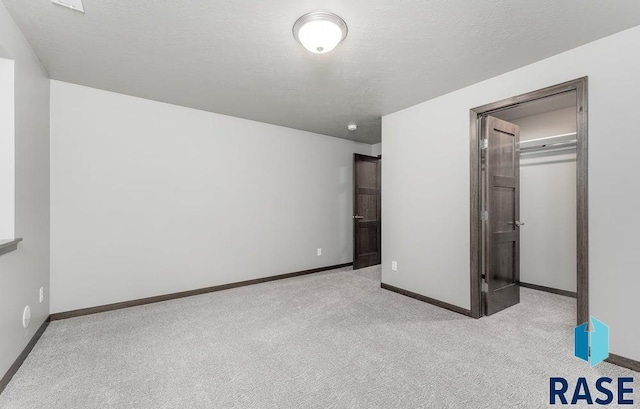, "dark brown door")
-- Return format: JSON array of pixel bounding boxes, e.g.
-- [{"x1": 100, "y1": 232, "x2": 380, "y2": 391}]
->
[
  {"x1": 484, "y1": 116, "x2": 521, "y2": 315},
  {"x1": 353, "y1": 154, "x2": 381, "y2": 269}
]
